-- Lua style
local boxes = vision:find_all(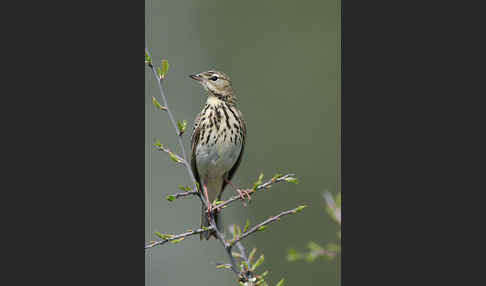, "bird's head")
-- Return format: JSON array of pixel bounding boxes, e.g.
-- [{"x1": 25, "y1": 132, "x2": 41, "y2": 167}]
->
[{"x1": 190, "y1": 70, "x2": 236, "y2": 104}]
